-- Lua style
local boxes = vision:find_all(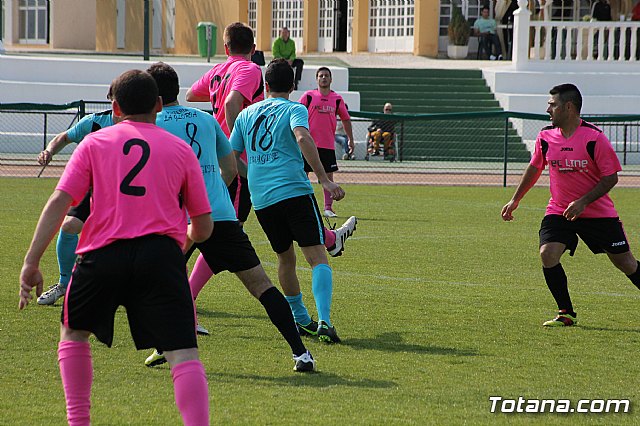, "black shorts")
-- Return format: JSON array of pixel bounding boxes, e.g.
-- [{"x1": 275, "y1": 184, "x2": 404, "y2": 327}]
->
[
  {"x1": 62, "y1": 234, "x2": 197, "y2": 351},
  {"x1": 227, "y1": 175, "x2": 252, "y2": 223},
  {"x1": 194, "y1": 221, "x2": 261, "y2": 274},
  {"x1": 539, "y1": 214, "x2": 631, "y2": 256},
  {"x1": 303, "y1": 147, "x2": 339, "y2": 174},
  {"x1": 255, "y1": 194, "x2": 326, "y2": 254},
  {"x1": 67, "y1": 190, "x2": 91, "y2": 222}
]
